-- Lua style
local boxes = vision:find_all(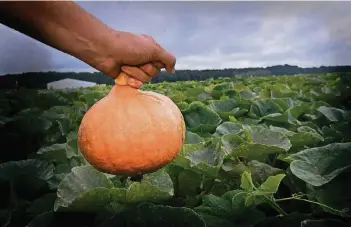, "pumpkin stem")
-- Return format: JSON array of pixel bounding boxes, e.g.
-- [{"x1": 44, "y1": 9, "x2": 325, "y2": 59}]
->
[{"x1": 114, "y1": 72, "x2": 129, "y2": 86}]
